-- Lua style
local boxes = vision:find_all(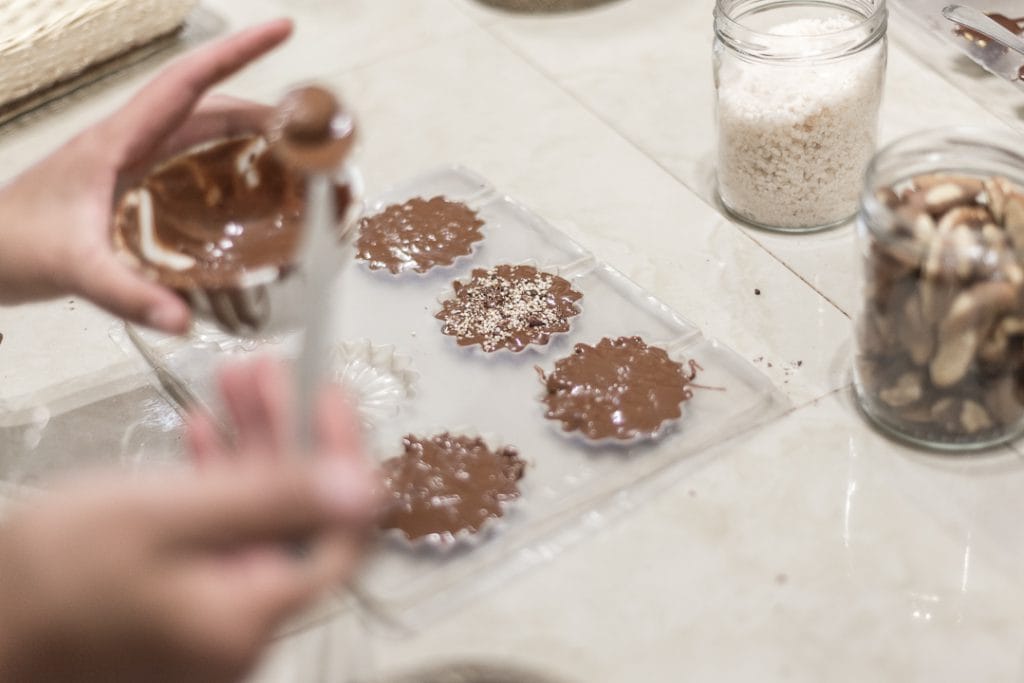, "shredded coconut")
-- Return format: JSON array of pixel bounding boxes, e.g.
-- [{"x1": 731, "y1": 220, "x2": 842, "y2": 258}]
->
[{"x1": 716, "y1": 15, "x2": 885, "y2": 229}]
